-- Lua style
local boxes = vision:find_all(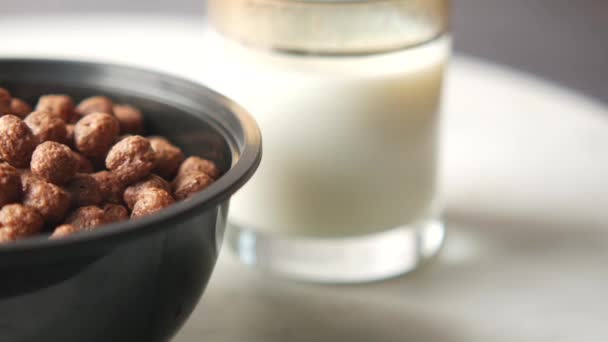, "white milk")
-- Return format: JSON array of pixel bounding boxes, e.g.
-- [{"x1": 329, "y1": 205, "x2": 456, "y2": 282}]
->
[{"x1": 201, "y1": 31, "x2": 450, "y2": 238}]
